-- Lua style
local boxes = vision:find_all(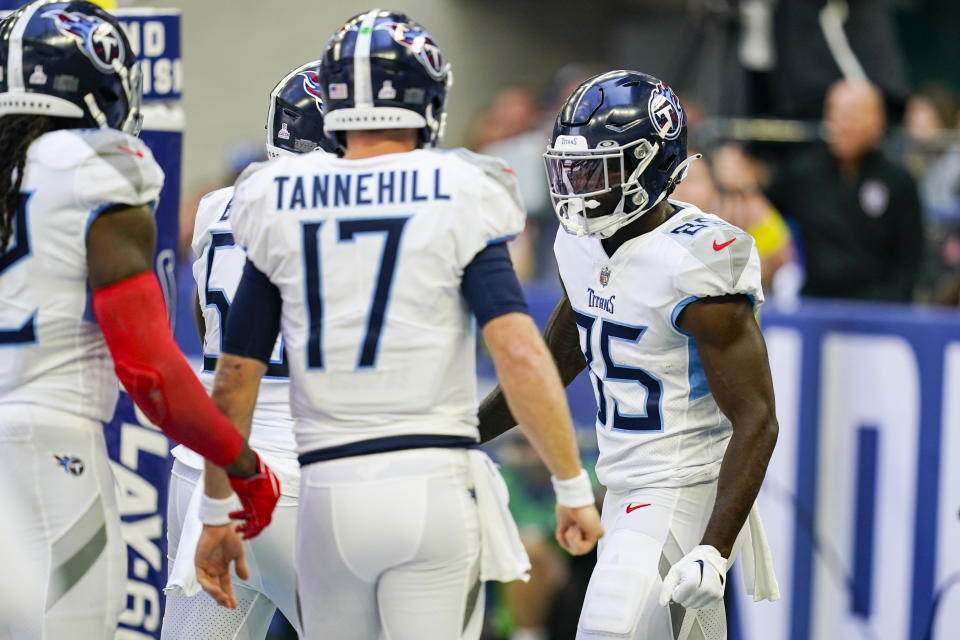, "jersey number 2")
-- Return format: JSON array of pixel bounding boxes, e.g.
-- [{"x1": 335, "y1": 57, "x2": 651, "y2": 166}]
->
[
  {"x1": 302, "y1": 216, "x2": 409, "y2": 369},
  {"x1": 573, "y1": 311, "x2": 664, "y2": 431},
  {"x1": 0, "y1": 194, "x2": 36, "y2": 345}
]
